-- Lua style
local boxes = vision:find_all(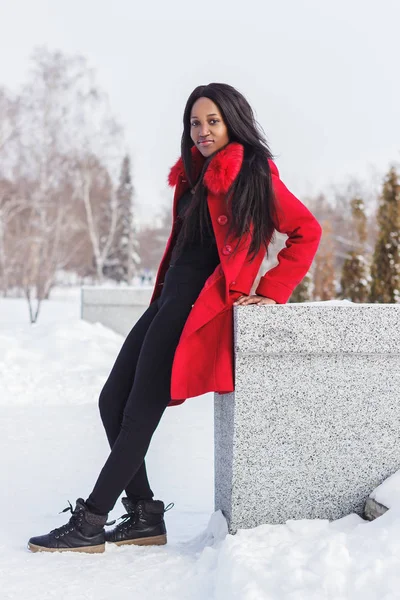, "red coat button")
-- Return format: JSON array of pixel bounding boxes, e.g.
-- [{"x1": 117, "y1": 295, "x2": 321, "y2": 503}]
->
[
  {"x1": 217, "y1": 214, "x2": 228, "y2": 225},
  {"x1": 222, "y1": 244, "x2": 233, "y2": 255}
]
